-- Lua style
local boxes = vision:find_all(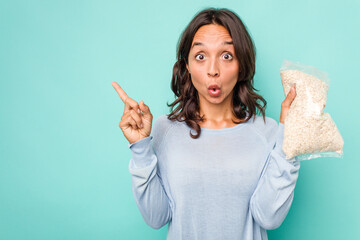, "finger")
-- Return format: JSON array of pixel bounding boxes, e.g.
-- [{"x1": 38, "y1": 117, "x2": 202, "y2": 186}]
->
[
  {"x1": 112, "y1": 81, "x2": 140, "y2": 112},
  {"x1": 112, "y1": 81, "x2": 129, "y2": 103},
  {"x1": 290, "y1": 84, "x2": 296, "y2": 98},
  {"x1": 121, "y1": 110, "x2": 131, "y2": 122},
  {"x1": 128, "y1": 118, "x2": 138, "y2": 130},
  {"x1": 125, "y1": 97, "x2": 141, "y2": 113},
  {"x1": 121, "y1": 115, "x2": 138, "y2": 130},
  {"x1": 287, "y1": 84, "x2": 296, "y2": 99},
  {"x1": 130, "y1": 109, "x2": 143, "y2": 128},
  {"x1": 282, "y1": 85, "x2": 297, "y2": 108},
  {"x1": 139, "y1": 100, "x2": 152, "y2": 118}
]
